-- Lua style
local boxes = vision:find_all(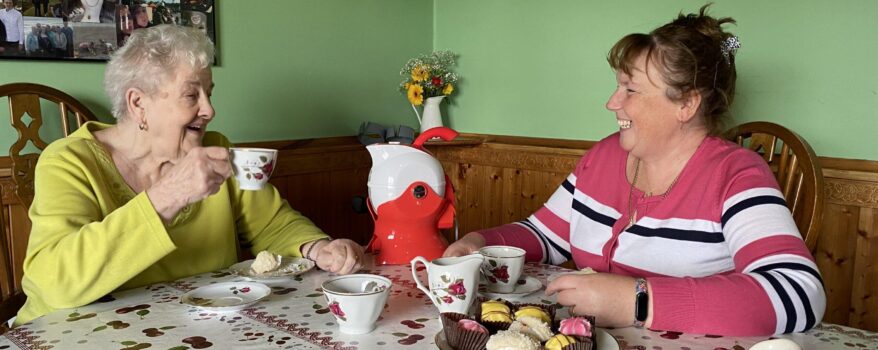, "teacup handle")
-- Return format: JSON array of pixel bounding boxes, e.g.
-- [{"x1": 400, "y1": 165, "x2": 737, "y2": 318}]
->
[{"x1": 410, "y1": 256, "x2": 436, "y2": 307}]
